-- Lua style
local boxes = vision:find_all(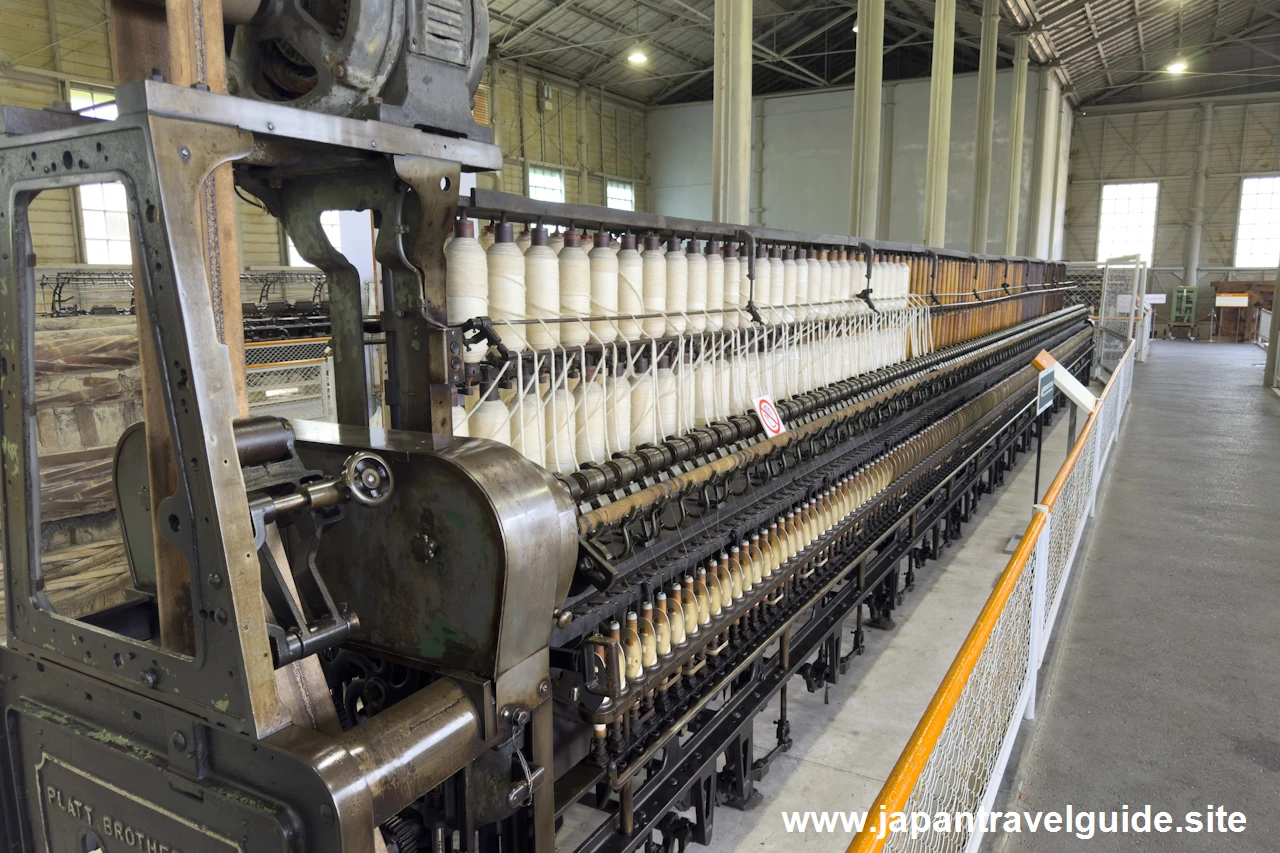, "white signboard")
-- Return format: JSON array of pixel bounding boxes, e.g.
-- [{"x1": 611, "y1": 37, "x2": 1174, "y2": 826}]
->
[
  {"x1": 1037, "y1": 367, "x2": 1056, "y2": 416},
  {"x1": 753, "y1": 396, "x2": 787, "y2": 437},
  {"x1": 1215, "y1": 294, "x2": 1249, "y2": 308},
  {"x1": 1144, "y1": 293, "x2": 1166, "y2": 305}
]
